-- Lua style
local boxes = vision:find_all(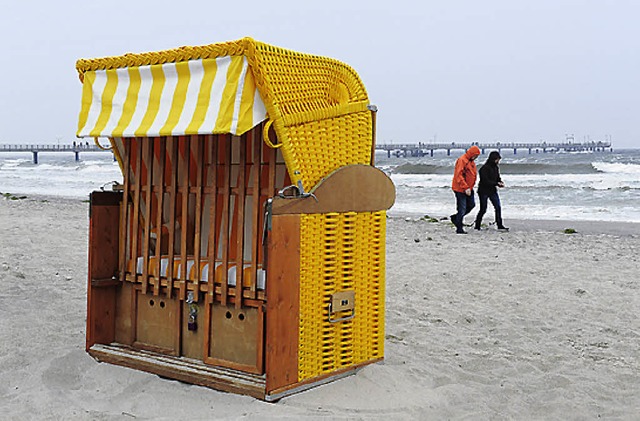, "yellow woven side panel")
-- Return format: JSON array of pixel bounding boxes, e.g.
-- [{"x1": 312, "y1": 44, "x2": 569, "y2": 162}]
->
[
  {"x1": 281, "y1": 111, "x2": 372, "y2": 191},
  {"x1": 251, "y1": 40, "x2": 369, "y2": 123},
  {"x1": 298, "y1": 211, "x2": 386, "y2": 382},
  {"x1": 249, "y1": 40, "x2": 373, "y2": 191}
]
